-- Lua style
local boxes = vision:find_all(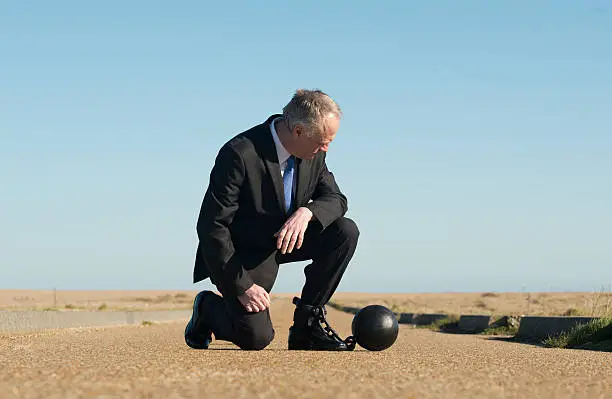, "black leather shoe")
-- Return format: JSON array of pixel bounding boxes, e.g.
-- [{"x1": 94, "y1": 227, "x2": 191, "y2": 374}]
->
[
  {"x1": 288, "y1": 297, "x2": 353, "y2": 351},
  {"x1": 184, "y1": 290, "x2": 215, "y2": 349}
]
